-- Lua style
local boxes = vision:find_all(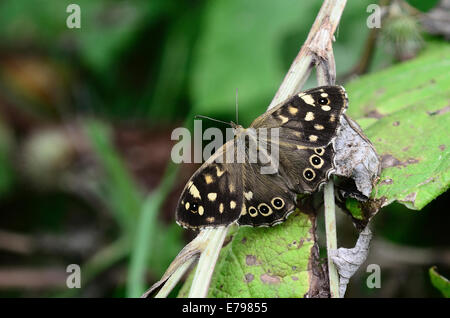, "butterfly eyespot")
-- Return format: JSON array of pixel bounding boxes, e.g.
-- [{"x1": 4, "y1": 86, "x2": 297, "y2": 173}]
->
[
  {"x1": 248, "y1": 206, "x2": 258, "y2": 217},
  {"x1": 303, "y1": 168, "x2": 316, "y2": 181},
  {"x1": 314, "y1": 148, "x2": 325, "y2": 155},
  {"x1": 318, "y1": 97, "x2": 329, "y2": 105},
  {"x1": 271, "y1": 197, "x2": 285, "y2": 209},
  {"x1": 190, "y1": 203, "x2": 198, "y2": 212},
  {"x1": 258, "y1": 203, "x2": 273, "y2": 216},
  {"x1": 312, "y1": 156, "x2": 321, "y2": 165},
  {"x1": 310, "y1": 155, "x2": 324, "y2": 168}
]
